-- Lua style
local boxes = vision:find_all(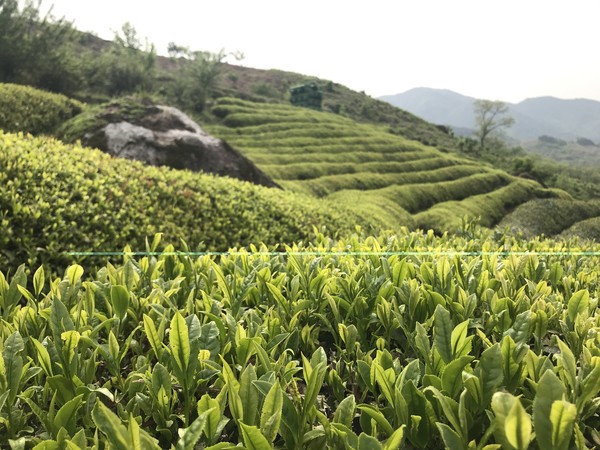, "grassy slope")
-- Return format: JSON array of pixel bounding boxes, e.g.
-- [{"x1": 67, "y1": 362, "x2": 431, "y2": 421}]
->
[
  {"x1": 0, "y1": 131, "x2": 383, "y2": 269},
  {"x1": 205, "y1": 97, "x2": 565, "y2": 233}
]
